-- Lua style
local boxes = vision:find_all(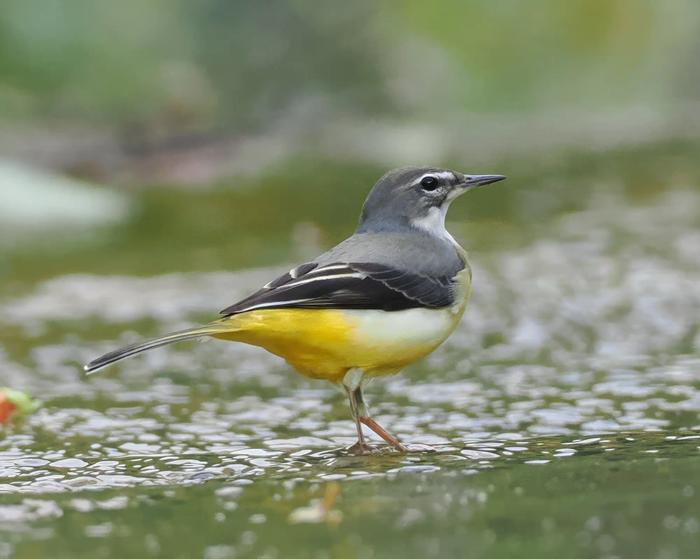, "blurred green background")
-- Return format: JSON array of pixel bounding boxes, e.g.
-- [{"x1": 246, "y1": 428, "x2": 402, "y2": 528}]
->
[
  {"x1": 1, "y1": 0, "x2": 699, "y2": 286},
  {"x1": 2, "y1": 1, "x2": 700, "y2": 125},
  {"x1": 2, "y1": 2, "x2": 700, "y2": 558}
]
